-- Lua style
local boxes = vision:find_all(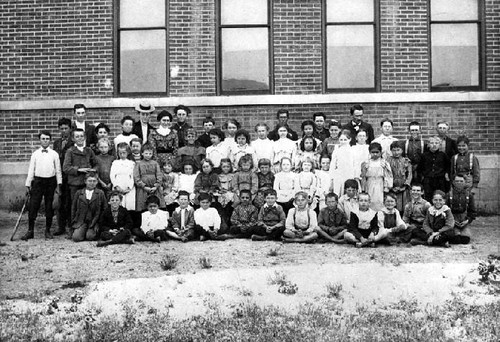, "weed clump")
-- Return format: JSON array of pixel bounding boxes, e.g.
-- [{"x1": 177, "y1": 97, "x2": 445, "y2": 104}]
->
[
  {"x1": 199, "y1": 257, "x2": 212, "y2": 269},
  {"x1": 160, "y1": 254, "x2": 179, "y2": 271},
  {"x1": 325, "y1": 282, "x2": 343, "y2": 299}
]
